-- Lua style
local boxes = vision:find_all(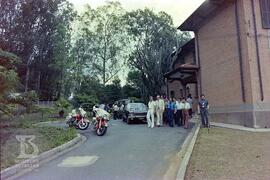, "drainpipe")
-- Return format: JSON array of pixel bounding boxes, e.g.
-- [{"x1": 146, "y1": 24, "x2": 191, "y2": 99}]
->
[
  {"x1": 195, "y1": 32, "x2": 202, "y2": 96},
  {"x1": 234, "y1": 0, "x2": 246, "y2": 102},
  {"x1": 251, "y1": 0, "x2": 264, "y2": 101}
]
